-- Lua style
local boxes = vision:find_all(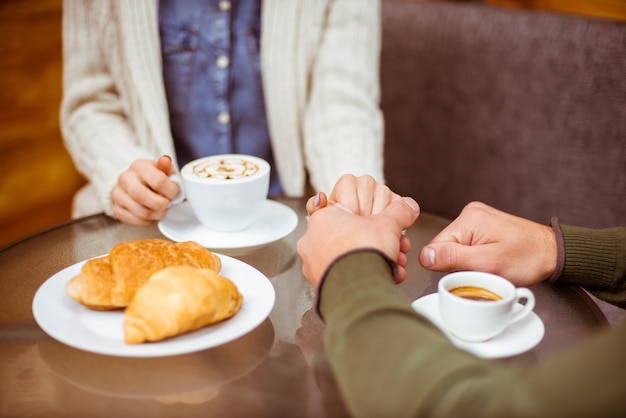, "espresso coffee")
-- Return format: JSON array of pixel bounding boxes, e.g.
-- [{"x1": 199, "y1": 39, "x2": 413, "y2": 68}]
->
[
  {"x1": 449, "y1": 286, "x2": 502, "y2": 302},
  {"x1": 191, "y1": 157, "x2": 260, "y2": 180},
  {"x1": 439, "y1": 272, "x2": 536, "y2": 342}
]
